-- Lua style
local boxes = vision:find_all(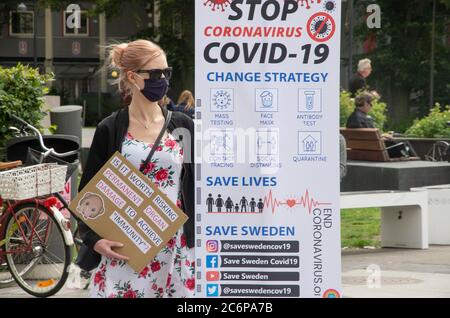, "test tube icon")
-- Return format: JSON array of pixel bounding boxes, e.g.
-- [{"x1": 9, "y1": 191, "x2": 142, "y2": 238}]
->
[{"x1": 304, "y1": 91, "x2": 315, "y2": 110}]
